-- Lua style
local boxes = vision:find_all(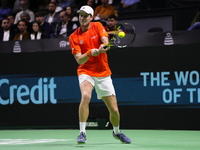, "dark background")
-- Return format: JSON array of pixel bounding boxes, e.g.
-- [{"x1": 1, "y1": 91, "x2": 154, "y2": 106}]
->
[{"x1": 0, "y1": 43, "x2": 200, "y2": 130}]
